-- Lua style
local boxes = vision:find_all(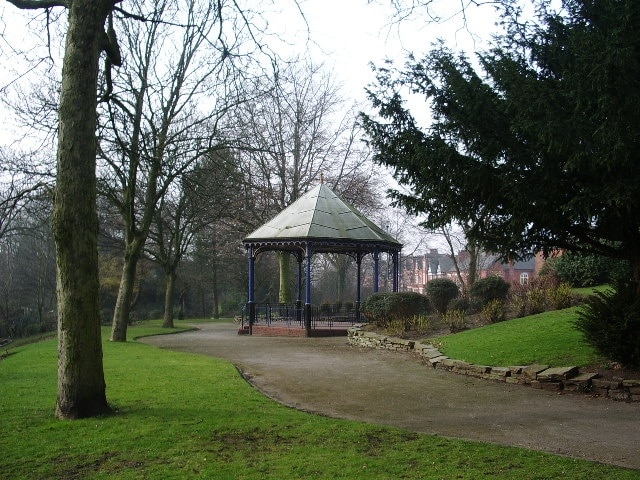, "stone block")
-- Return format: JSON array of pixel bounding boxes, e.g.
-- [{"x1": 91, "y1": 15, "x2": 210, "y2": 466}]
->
[
  {"x1": 441, "y1": 358, "x2": 470, "y2": 369},
  {"x1": 509, "y1": 366, "x2": 525, "y2": 375},
  {"x1": 539, "y1": 381, "x2": 563, "y2": 391},
  {"x1": 428, "y1": 355, "x2": 448, "y2": 366},
  {"x1": 530, "y1": 380, "x2": 542, "y2": 389},
  {"x1": 564, "y1": 372, "x2": 597, "y2": 392},
  {"x1": 506, "y1": 377, "x2": 524, "y2": 385},
  {"x1": 491, "y1": 367, "x2": 512, "y2": 378},
  {"x1": 391, "y1": 338, "x2": 415, "y2": 349},
  {"x1": 622, "y1": 379, "x2": 640, "y2": 388},
  {"x1": 608, "y1": 390, "x2": 631, "y2": 401},
  {"x1": 566, "y1": 372, "x2": 598, "y2": 384},
  {"x1": 465, "y1": 364, "x2": 491, "y2": 375},
  {"x1": 592, "y1": 378, "x2": 622, "y2": 389},
  {"x1": 538, "y1": 366, "x2": 579, "y2": 382},
  {"x1": 522, "y1": 365, "x2": 550, "y2": 380},
  {"x1": 592, "y1": 387, "x2": 609, "y2": 397},
  {"x1": 421, "y1": 348, "x2": 444, "y2": 359},
  {"x1": 631, "y1": 394, "x2": 640, "y2": 402}
]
